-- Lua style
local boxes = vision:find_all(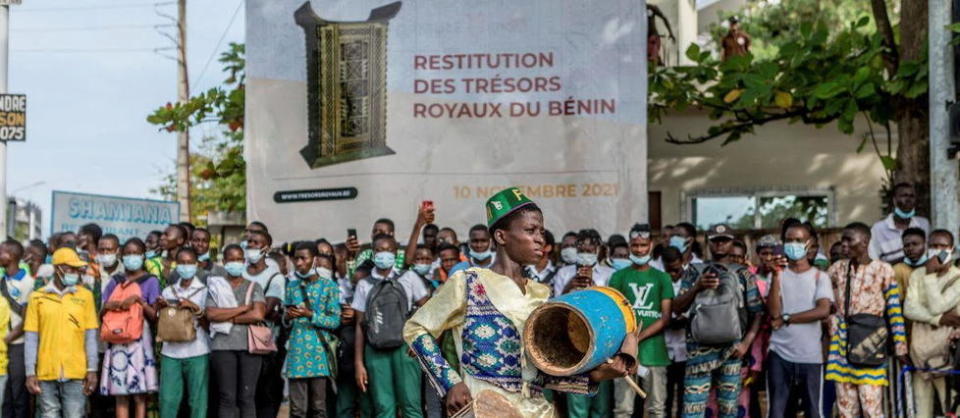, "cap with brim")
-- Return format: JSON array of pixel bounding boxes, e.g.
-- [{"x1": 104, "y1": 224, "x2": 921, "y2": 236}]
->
[
  {"x1": 708, "y1": 224, "x2": 735, "y2": 240},
  {"x1": 486, "y1": 187, "x2": 536, "y2": 227},
  {"x1": 52, "y1": 248, "x2": 88, "y2": 268},
  {"x1": 756, "y1": 234, "x2": 781, "y2": 249}
]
